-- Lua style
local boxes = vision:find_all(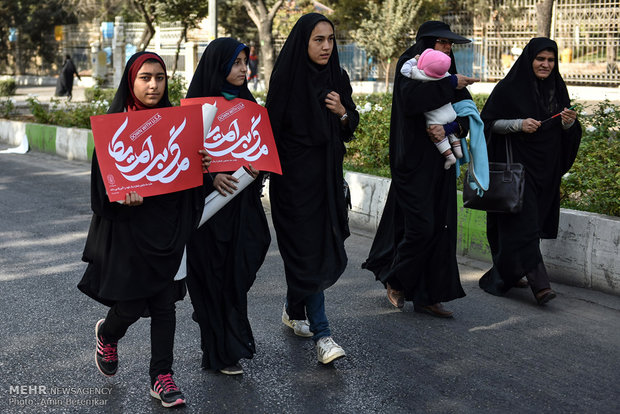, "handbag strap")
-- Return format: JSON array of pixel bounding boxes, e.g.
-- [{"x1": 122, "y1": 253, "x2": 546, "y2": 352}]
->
[{"x1": 505, "y1": 137, "x2": 514, "y2": 164}]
